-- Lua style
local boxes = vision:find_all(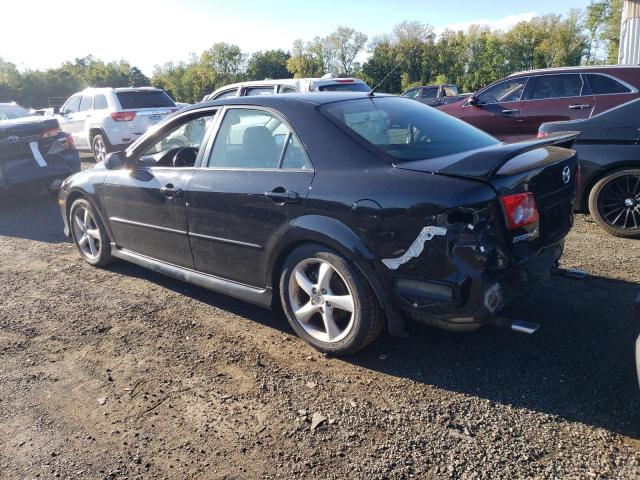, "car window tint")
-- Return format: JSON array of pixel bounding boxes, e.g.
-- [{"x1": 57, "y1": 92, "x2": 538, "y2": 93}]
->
[
  {"x1": 63, "y1": 96, "x2": 81, "y2": 114},
  {"x1": 442, "y1": 86, "x2": 457, "y2": 96},
  {"x1": 281, "y1": 135, "x2": 312, "y2": 170},
  {"x1": 94, "y1": 94, "x2": 108, "y2": 109},
  {"x1": 322, "y1": 97, "x2": 498, "y2": 162},
  {"x1": 278, "y1": 85, "x2": 297, "y2": 93},
  {"x1": 208, "y1": 109, "x2": 297, "y2": 169},
  {"x1": 245, "y1": 87, "x2": 274, "y2": 96},
  {"x1": 403, "y1": 89, "x2": 419, "y2": 99},
  {"x1": 116, "y1": 90, "x2": 175, "y2": 109},
  {"x1": 421, "y1": 87, "x2": 438, "y2": 98},
  {"x1": 530, "y1": 74, "x2": 583, "y2": 100},
  {"x1": 140, "y1": 113, "x2": 217, "y2": 164},
  {"x1": 477, "y1": 78, "x2": 527, "y2": 104},
  {"x1": 214, "y1": 90, "x2": 238, "y2": 100},
  {"x1": 585, "y1": 74, "x2": 632, "y2": 95},
  {"x1": 79, "y1": 95, "x2": 93, "y2": 111}
]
